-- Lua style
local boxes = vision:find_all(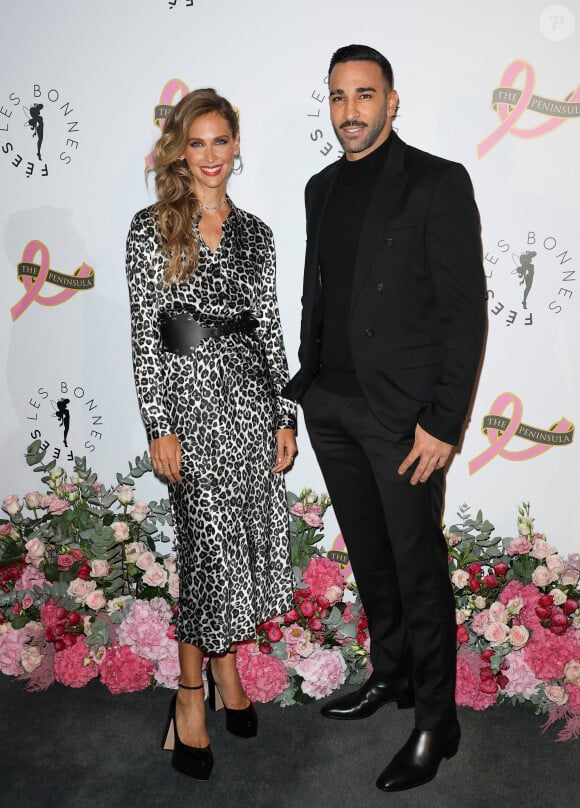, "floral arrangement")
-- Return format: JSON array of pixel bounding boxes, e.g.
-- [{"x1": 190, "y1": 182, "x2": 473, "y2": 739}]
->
[
  {"x1": 449, "y1": 503, "x2": 580, "y2": 741},
  {"x1": 1, "y1": 443, "x2": 580, "y2": 740}
]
